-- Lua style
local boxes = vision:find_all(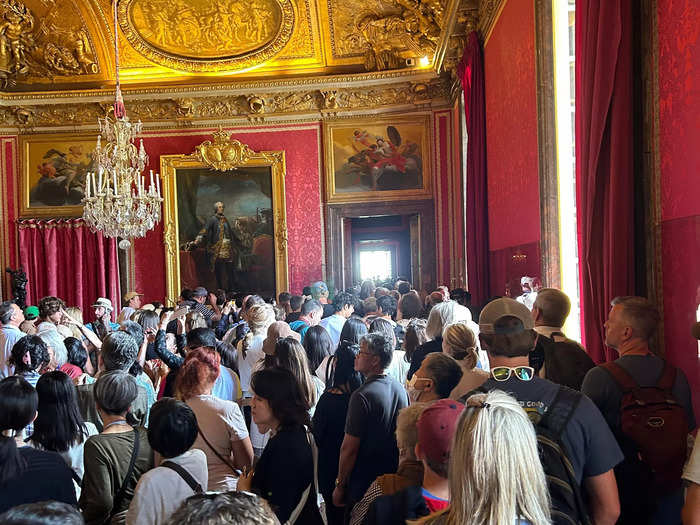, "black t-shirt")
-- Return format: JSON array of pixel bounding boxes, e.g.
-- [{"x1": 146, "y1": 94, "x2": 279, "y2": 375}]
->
[
  {"x1": 0, "y1": 446, "x2": 77, "y2": 515},
  {"x1": 345, "y1": 375, "x2": 409, "y2": 500},
  {"x1": 285, "y1": 312, "x2": 302, "y2": 324},
  {"x1": 407, "y1": 338, "x2": 442, "y2": 380},
  {"x1": 312, "y1": 390, "x2": 351, "y2": 496},
  {"x1": 482, "y1": 375, "x2": 623, "y2": 484},
  {"x1": 252, "y1": 426, "x2": 324, "y2": 525}
]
